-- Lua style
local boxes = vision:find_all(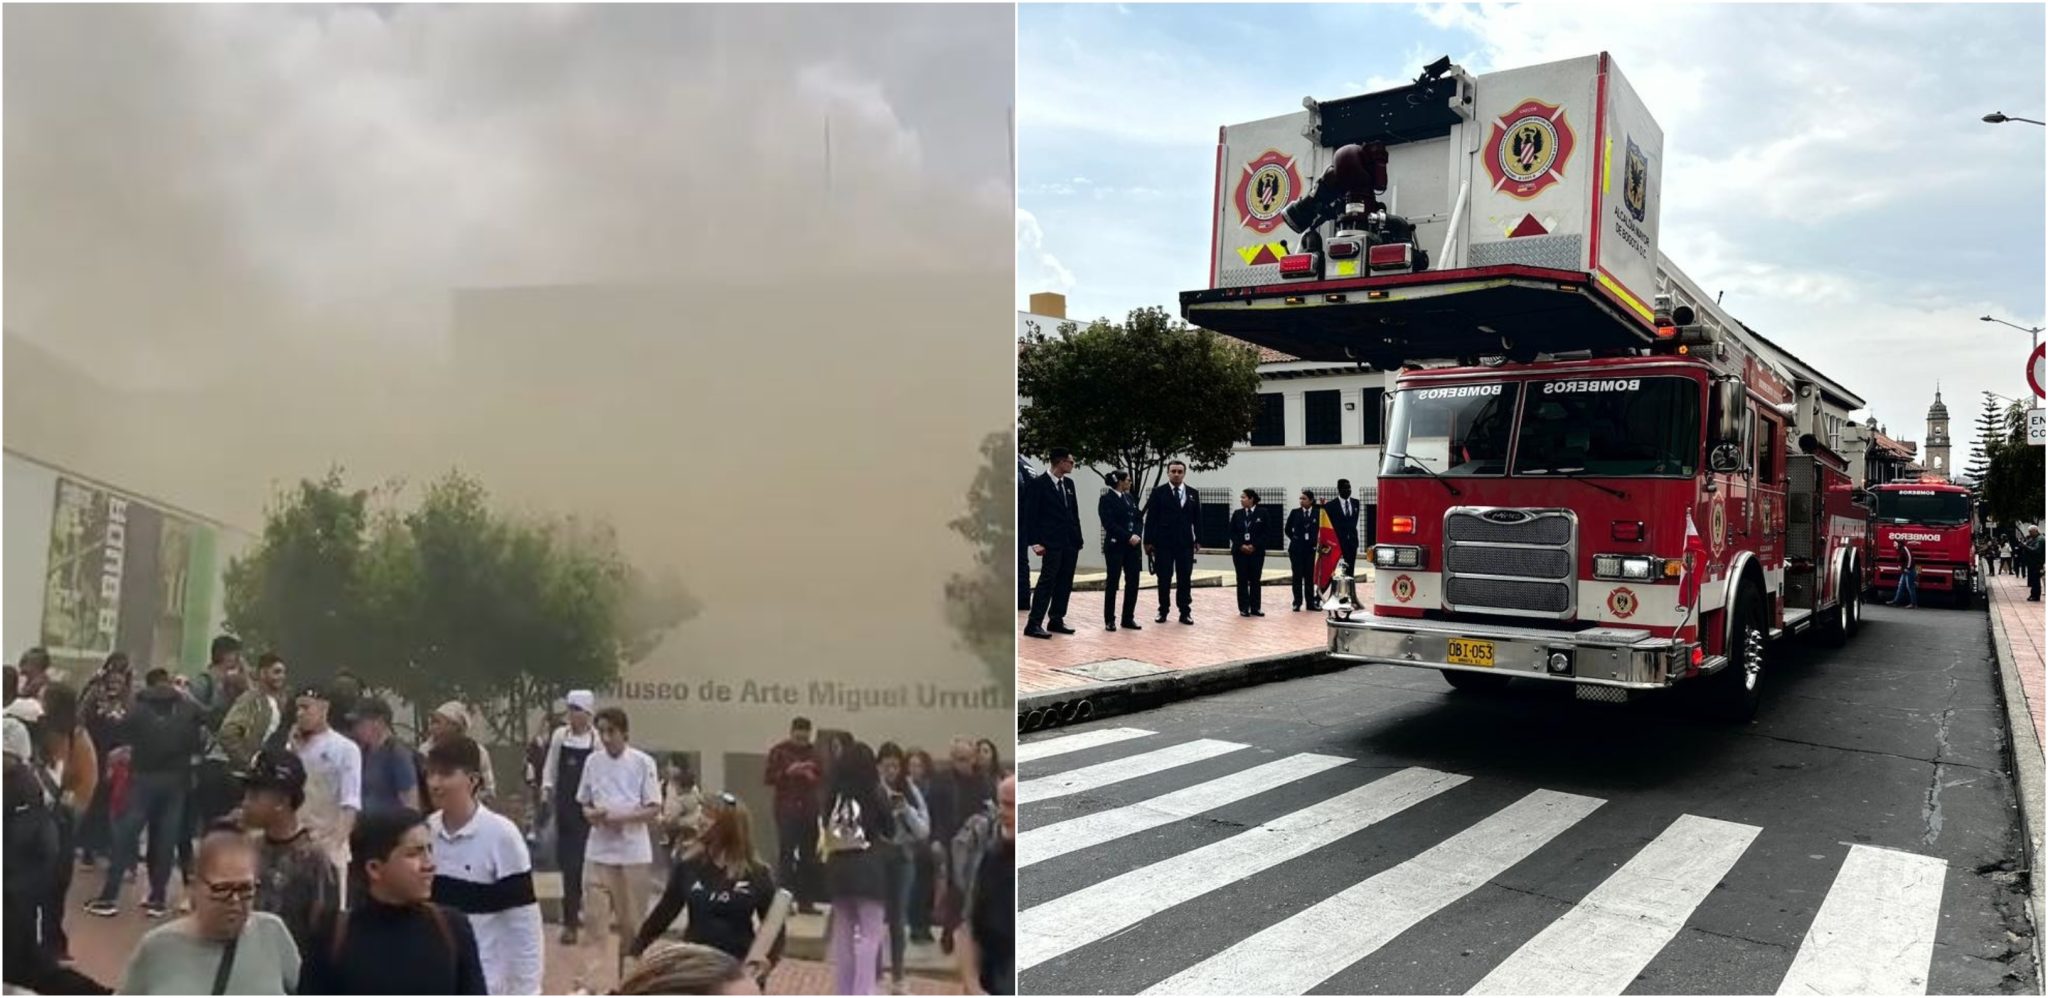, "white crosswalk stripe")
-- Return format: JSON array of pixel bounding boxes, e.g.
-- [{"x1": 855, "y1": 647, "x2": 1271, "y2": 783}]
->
[
  {"x1": 1467, "y1": 814, "x2": 1762, "y2": 995},
  {"x1": 1019, "y1": 752, "x2": 1352, "y2": 868},
  {"x1": 1016, "y1": 726, "x2": 1155, "y2": 763},
  {"x1": 1019, "y1": 766, "x2": 1469, "y2": 970},
  {"x1": 1146, "y1": 788, "x2": 1605, "y2": 995},
  {"x1": 1018, "y1": 738, "x2": 1247, "y2": 804},
  {"x1": 1775, "y1": 845, "x2": 1947, "y2": 996},
  {"x1": 1018, "y1": 733, "x2": 1957, "y2": 995}
]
